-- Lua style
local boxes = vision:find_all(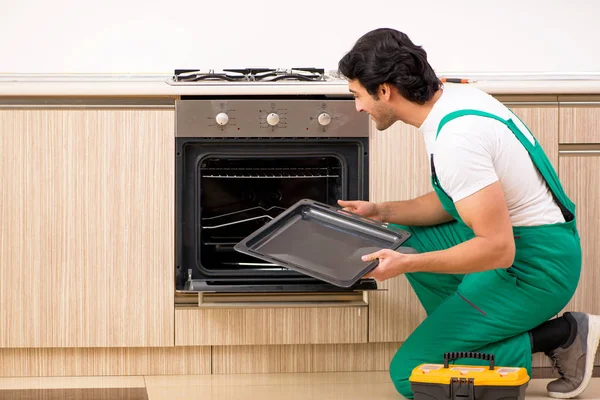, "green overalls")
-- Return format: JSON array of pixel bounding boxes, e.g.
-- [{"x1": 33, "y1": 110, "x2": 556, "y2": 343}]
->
[{"x1": 387, "y1": 109, "x2": 582, "y2": 399}]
